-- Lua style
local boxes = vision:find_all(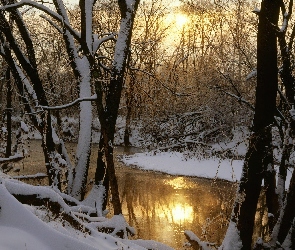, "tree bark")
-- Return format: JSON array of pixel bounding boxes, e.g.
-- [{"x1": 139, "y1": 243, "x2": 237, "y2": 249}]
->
[
  {"x1": 5, "y1": 67, "x2": 12, "y2": 158},
  {"x1": 94, "y1": 136, "x2": 109, "y2": 211},
  {"x1": 0, "y1": 9, "x2": 60, "y2": 188},
  {"x1": 94, "y1": 0, "x2": 140, "y2": 215},
  {"x1": 276, "y1": 169, "x2": 295, "y2": 244},
  {"x1": 221, "y1": 0, "x2": 280, "y2": 248},
  {"x1": 124, "y1": 69, "x2": 136, "y2": 147}
]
